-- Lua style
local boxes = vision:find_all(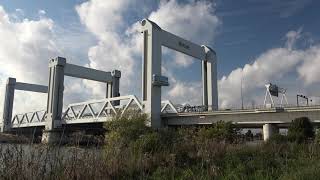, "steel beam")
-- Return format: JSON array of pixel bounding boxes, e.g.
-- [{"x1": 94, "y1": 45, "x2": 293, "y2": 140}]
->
[
  {"x1": 64, "y1": 63, "x2": 113, "y2": 83},
  {"x1": 160, "y1": 30, "x2": 206, "y2": 60},
  {"x1": 15, "y1": 82, "x2": 48, "y2": 93}
]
